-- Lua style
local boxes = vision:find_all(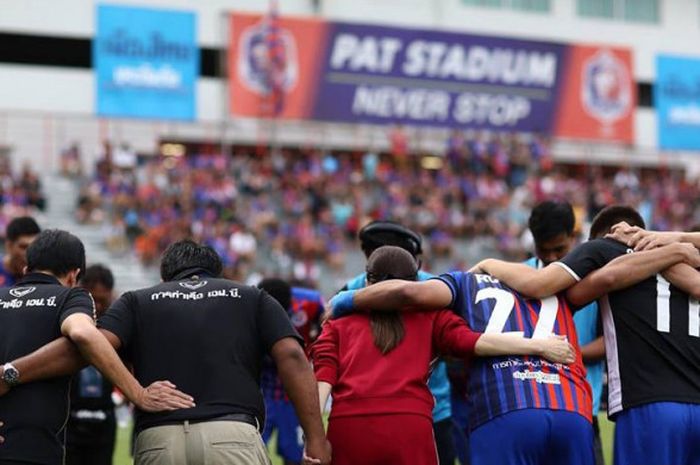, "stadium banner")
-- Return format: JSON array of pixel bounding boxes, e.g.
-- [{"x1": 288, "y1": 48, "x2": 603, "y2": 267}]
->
[
  {"x1": 553, "y1": 46, "x2": 635, "y2": 143},
  {"x1": 656, "y1": 55, "x2": 700, "y2": 150},
  {"x1": 228, "y1": 13, "x2": 634, "y2": 141},
  {"x1": 94, "y1": 4, "x2": 198, "y2": 120}
]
